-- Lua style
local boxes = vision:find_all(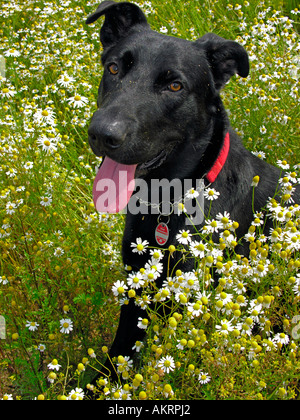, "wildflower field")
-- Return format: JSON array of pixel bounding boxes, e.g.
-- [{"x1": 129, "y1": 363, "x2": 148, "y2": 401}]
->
[{"x1": 0, "y1": 0, "x2": 299, "y2": 401}]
